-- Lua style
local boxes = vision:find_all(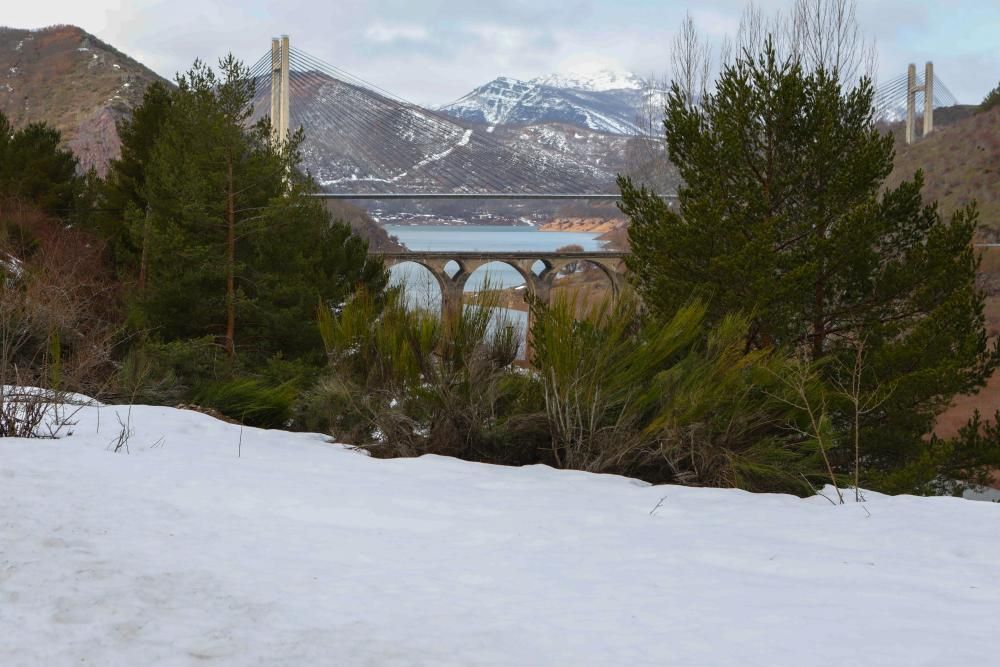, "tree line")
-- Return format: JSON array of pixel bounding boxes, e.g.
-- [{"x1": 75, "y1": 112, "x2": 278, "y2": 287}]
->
[{"x1": 1, "y1": 55, "x2": 385, "y2": 428}]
